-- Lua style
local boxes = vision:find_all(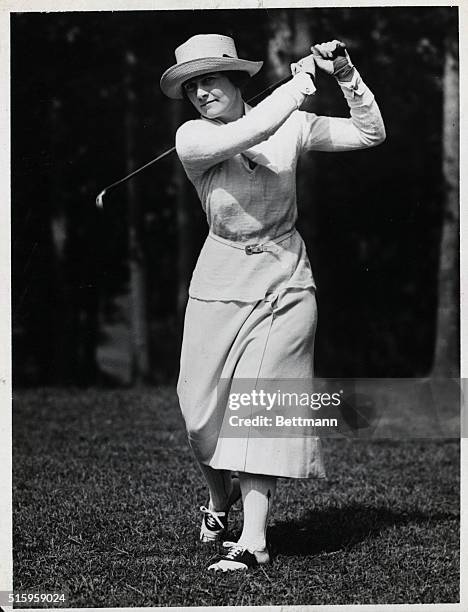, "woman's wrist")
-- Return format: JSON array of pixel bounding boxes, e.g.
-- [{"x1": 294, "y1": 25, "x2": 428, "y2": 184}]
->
[
  {"x1": 281, "y1": 72, "x2": 316, "y2": 107},
  {"x1": 333, "y1": 56, "x2": 355, "y2": 82}
]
